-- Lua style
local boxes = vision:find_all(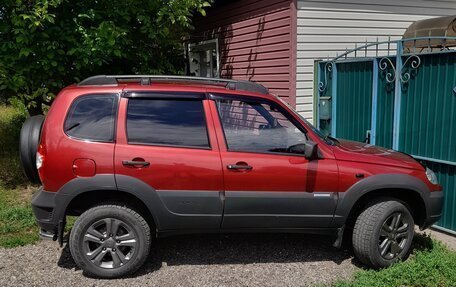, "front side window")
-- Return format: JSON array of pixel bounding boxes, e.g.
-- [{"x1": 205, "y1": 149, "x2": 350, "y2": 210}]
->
[
  {"x1": 126, "y1": 98, "x2": 210, "y2": 148},
  {"x1": 64, "y1": 94, "x2": 118, "y2": 142},
  {"x1": 216, "y1": 98, "x2": 307, "y2": 154}
]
